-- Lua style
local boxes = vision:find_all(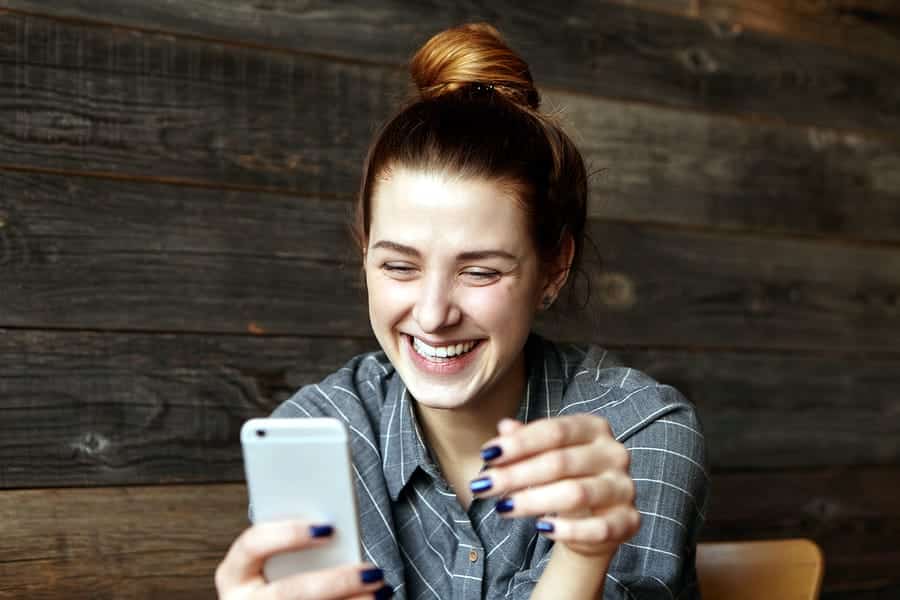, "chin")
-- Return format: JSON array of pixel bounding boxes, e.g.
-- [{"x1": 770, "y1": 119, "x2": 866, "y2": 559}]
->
[
  {"x1": 405, "y1": 385, "x2": 471, "y2": 410},
  {"x1": 386, "y1": 332, "x2": 491, "y2": 410}
]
